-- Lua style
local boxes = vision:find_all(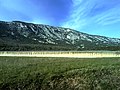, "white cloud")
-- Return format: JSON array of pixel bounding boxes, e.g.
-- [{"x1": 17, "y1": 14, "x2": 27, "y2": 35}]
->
[{"x1": 62, "y1": 0, "x2": 120, "y2": 31}]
